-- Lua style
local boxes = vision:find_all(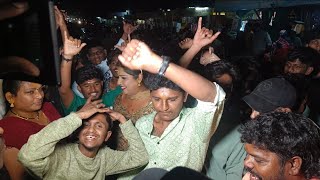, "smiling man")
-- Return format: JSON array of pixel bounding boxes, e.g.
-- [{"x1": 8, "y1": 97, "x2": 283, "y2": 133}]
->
[
  {"x1": 18, "y1": 97, "x2": 148, "y2": 179},
  {"x1": 240, "y1": 112, "x2": 320, "y2": 180}
]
